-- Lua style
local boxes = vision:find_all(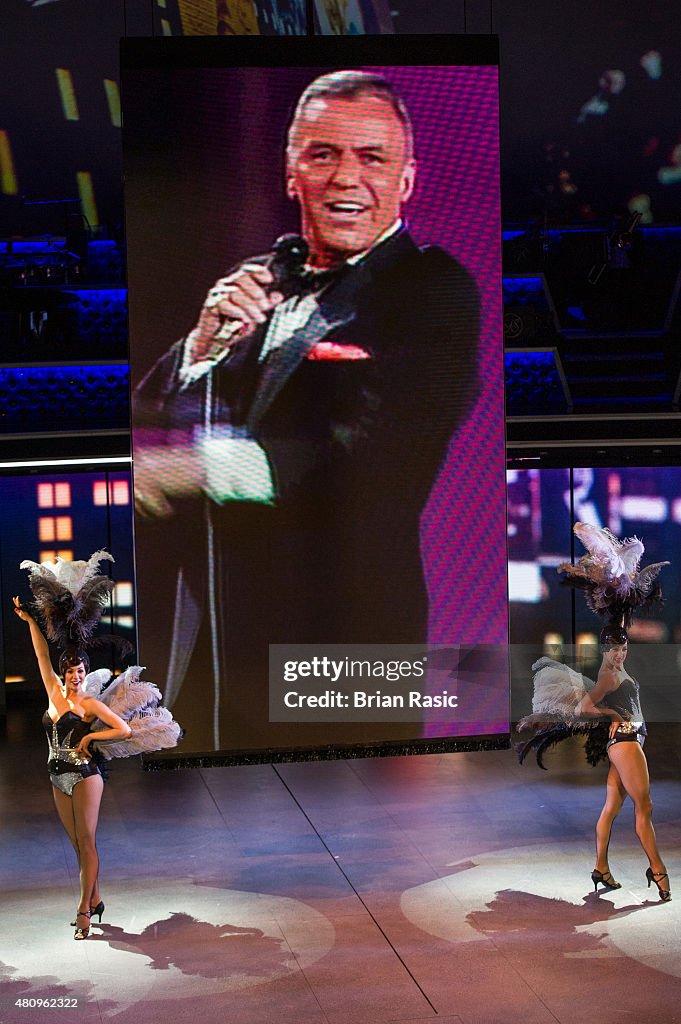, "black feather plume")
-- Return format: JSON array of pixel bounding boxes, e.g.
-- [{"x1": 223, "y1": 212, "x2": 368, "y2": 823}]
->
[
  {"x1": 515, "y1": 718, "x2": 609, "y2": 769},
  {"x1": 20, "y1": 551, "x2": 118, "y2": 651}
]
